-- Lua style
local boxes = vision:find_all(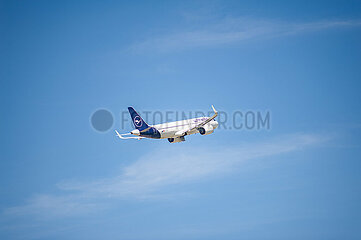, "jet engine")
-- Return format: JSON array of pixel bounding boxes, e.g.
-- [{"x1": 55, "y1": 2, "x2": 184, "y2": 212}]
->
[{"x1": 198, "y1": 125, "x2": 214, "y2": 135}]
